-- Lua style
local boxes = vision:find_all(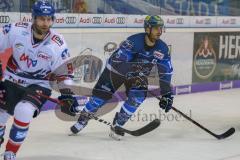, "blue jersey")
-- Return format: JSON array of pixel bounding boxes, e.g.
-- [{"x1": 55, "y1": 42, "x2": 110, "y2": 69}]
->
[{"x1": 107, "y1": 33, "x2": 173, "y2": 94}]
